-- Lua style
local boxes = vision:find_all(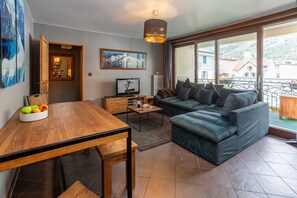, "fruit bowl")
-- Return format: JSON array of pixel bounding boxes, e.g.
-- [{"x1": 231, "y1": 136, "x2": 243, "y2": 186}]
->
[{"x1": 19, "y1": 110, "x2": 48, "y2": 122}]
